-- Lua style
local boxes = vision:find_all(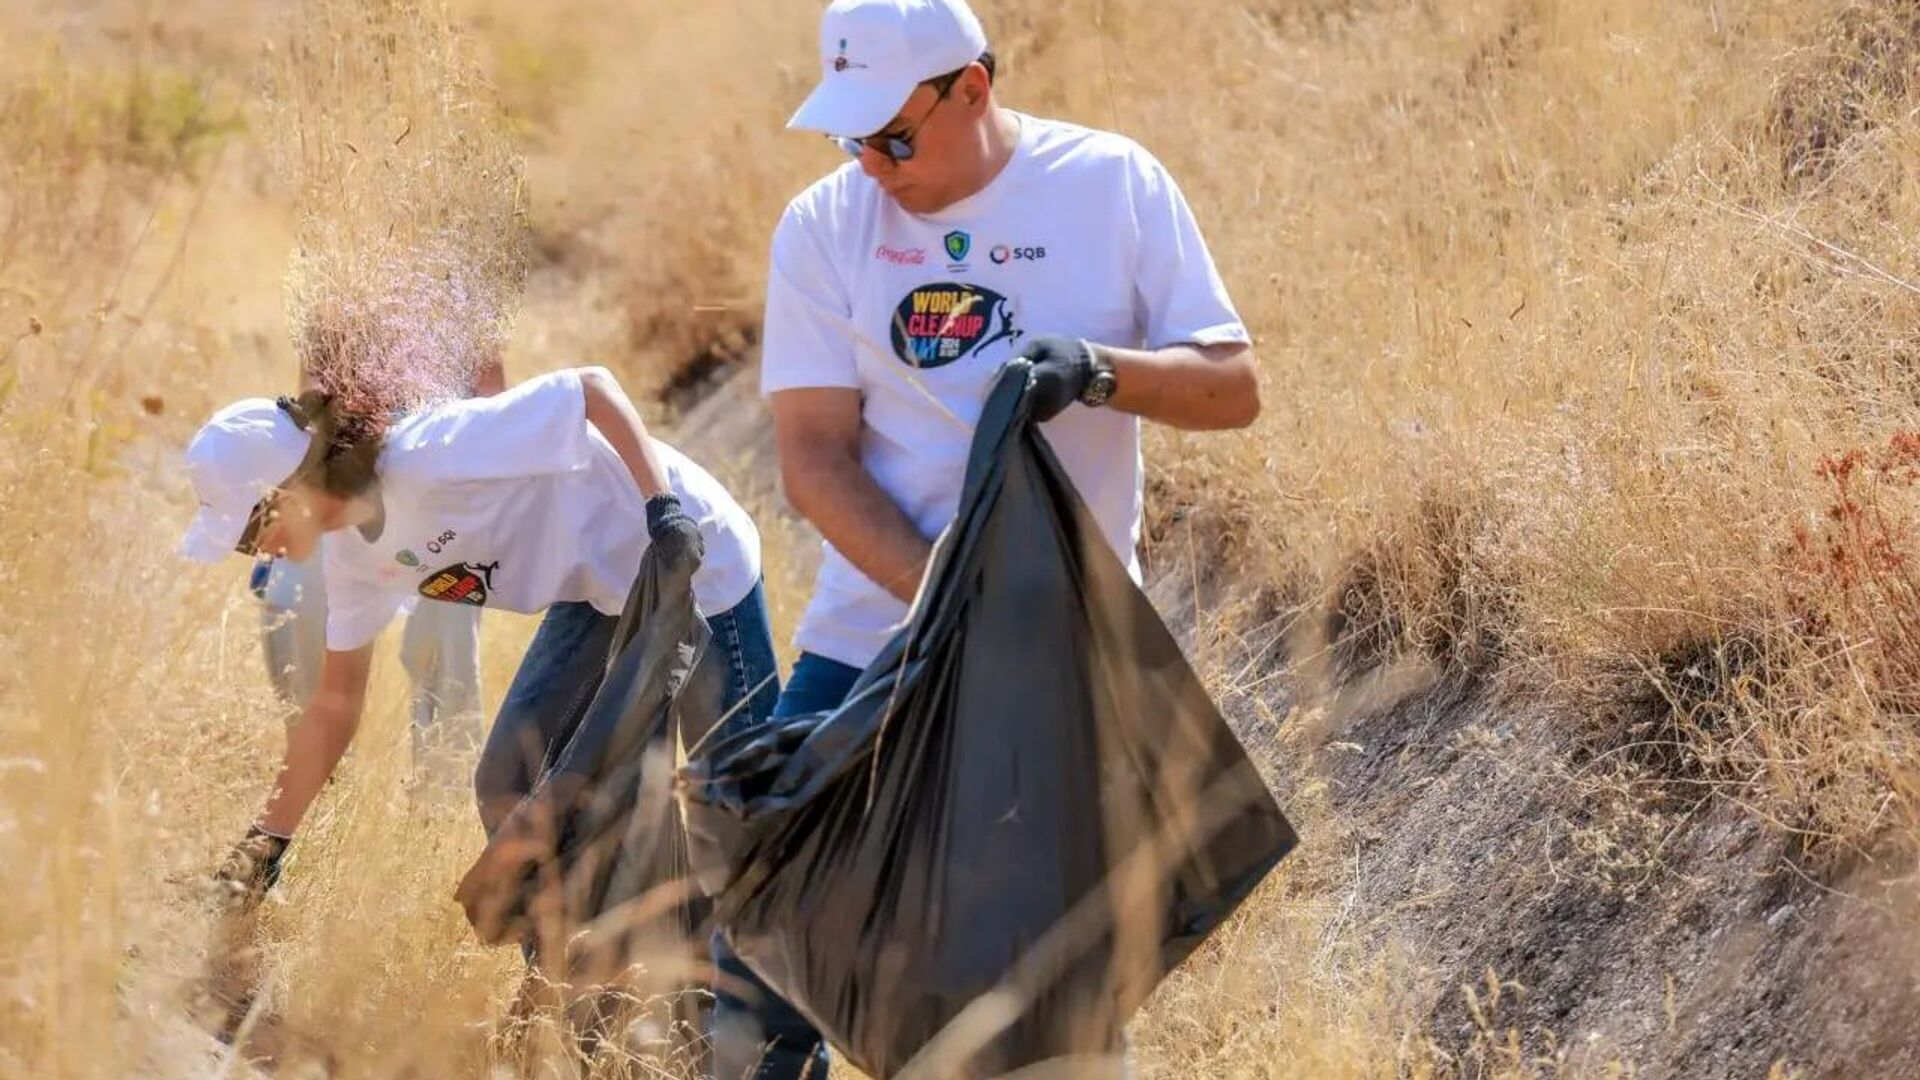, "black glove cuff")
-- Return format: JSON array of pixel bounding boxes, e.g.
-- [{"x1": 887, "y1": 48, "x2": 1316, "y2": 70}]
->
[
  {"x1": 645, "y1": 493, "x2": 689, "y2": 539},
  {"x1": 1071, "y1": 337, "x2": 1097, "y2": 371}
]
